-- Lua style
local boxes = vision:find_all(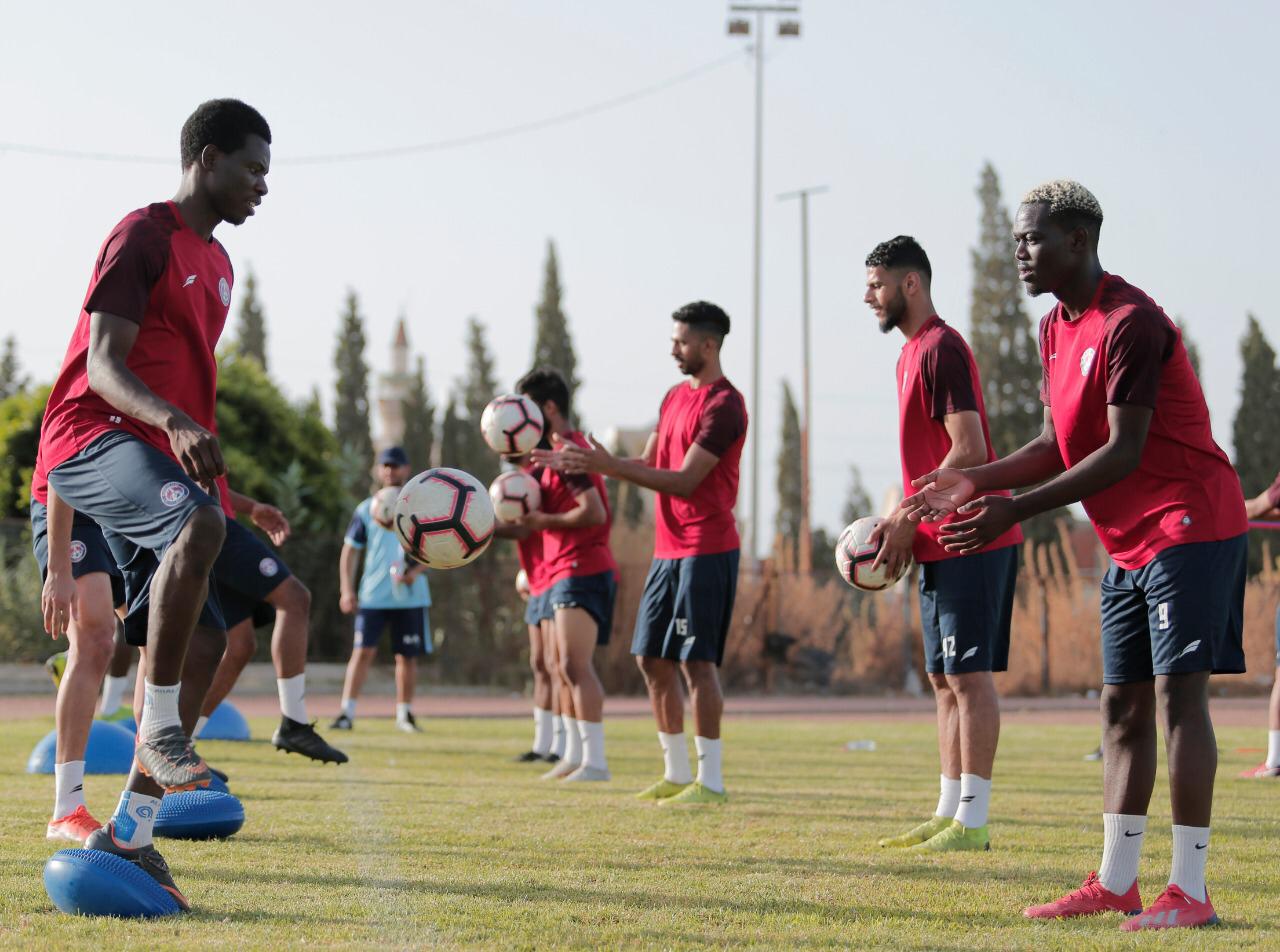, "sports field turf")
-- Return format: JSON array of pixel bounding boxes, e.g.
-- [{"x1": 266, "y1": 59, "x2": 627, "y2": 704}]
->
[{"x1": 1, "y1": 713, "x2": 1276, "y2": 950}]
